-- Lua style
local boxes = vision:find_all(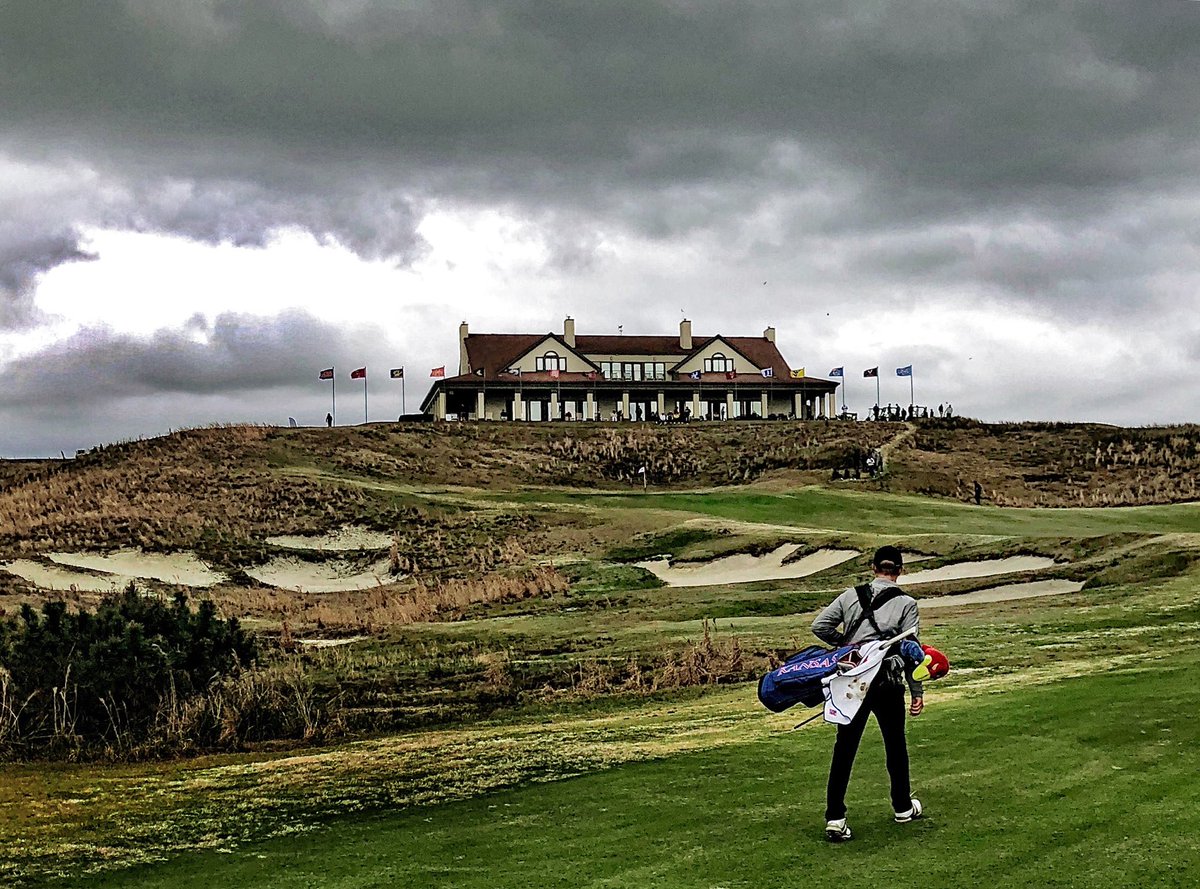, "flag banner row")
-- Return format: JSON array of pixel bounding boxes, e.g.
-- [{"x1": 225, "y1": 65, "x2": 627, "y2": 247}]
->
[{"x1": 319, "y1": 367, "x2": 411, "y2": 380}]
